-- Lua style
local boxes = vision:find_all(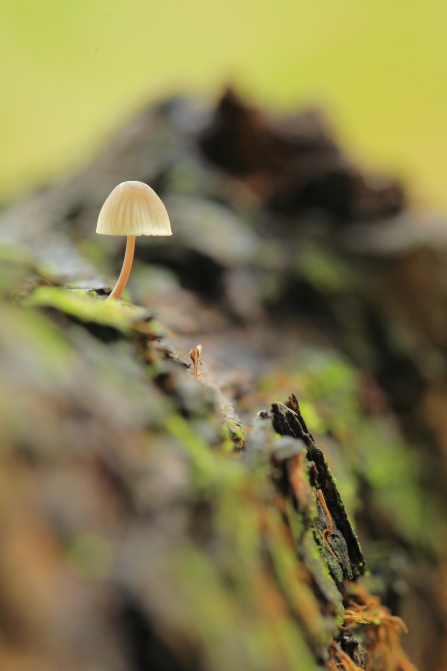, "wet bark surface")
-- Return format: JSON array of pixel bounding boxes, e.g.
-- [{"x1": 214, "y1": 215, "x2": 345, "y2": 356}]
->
[{"x1": 0, "y1": 90, "x2": 446, "y2": 670}]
